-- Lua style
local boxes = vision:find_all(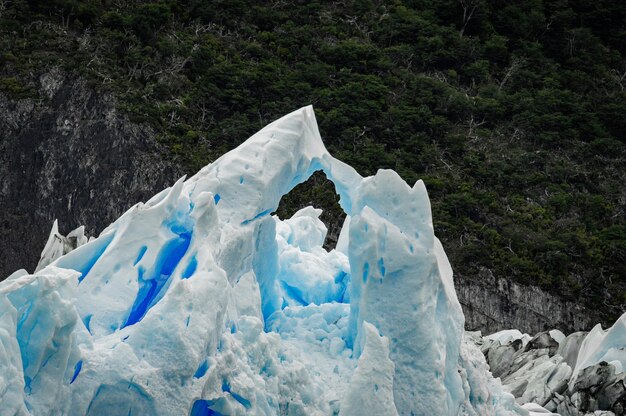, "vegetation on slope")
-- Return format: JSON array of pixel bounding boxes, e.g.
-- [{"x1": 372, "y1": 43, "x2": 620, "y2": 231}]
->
[{"x1": 1, "y1": 0, "x2": 624, "y2": 322}]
